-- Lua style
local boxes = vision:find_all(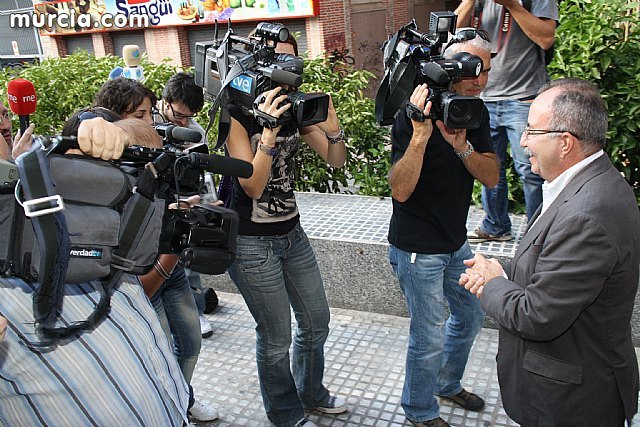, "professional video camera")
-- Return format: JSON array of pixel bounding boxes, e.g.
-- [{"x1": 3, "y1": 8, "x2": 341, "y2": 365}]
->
[
  {"x1": 194, "y1": 21, "x2": 329, "y2": 141},
  {"x1": 36, "y1": 135, "x2": 252, "y2": 275},
  {"x1": 117, "y1": 141, "x2": 252, "y2": 274},
  {"x1": 375, "y1": 12, "x2": 485, "y2": 129},
  {"x1": 1, "y1": 136, "x2": 252, "y2": 340}
]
